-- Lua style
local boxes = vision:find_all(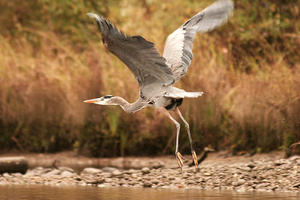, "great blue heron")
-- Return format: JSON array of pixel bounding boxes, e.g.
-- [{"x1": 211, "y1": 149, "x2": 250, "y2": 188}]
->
[{"x1": 84, "y1": 0, "x2": 233, "y2": 169}]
